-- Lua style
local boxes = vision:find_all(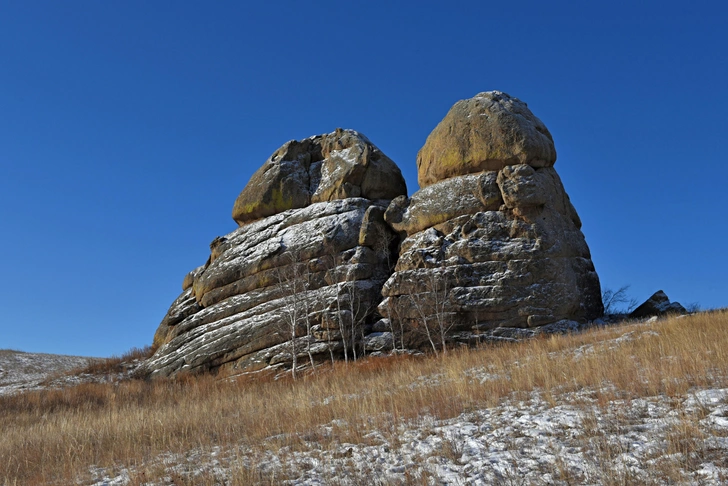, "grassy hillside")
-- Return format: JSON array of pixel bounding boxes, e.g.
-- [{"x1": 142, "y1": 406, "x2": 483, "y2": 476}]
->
[
  {"x1": 0, "y1": 350, "x2": 93, "y2": 396},
  {"x1": 1, "y1": 311, "x2": 727, "y2": 485}
]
